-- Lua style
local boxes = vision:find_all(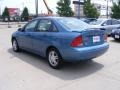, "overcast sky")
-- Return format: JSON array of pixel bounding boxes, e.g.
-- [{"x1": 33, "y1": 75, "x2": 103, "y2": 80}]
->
[{"x1": 0, "y1": 0, "x2": 117, "y2": 14}]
